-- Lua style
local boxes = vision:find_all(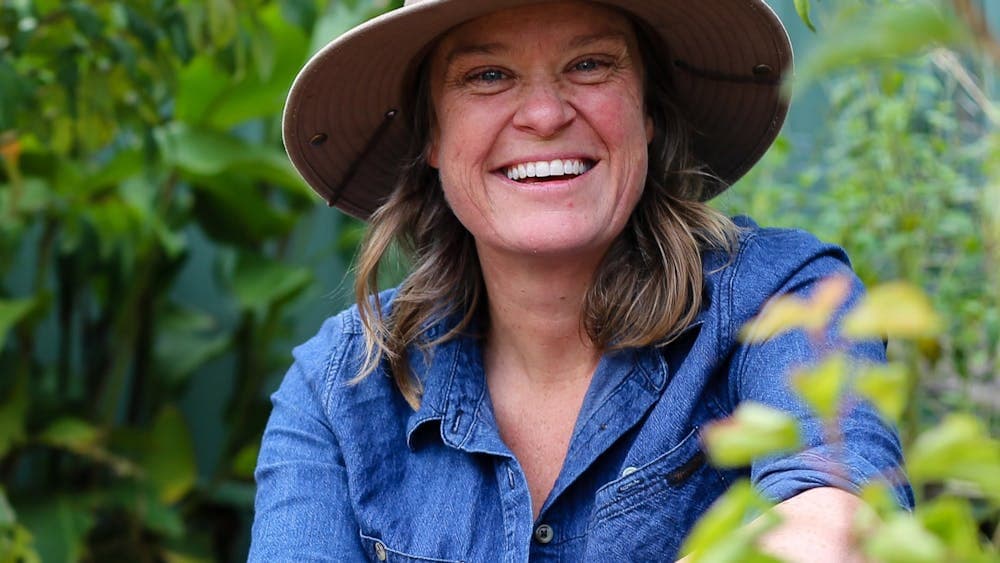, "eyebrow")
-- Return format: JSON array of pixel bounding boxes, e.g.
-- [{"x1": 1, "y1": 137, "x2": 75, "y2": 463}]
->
[{"x1": 443, "y1": 30, "x2": 630, "y2": 66}]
